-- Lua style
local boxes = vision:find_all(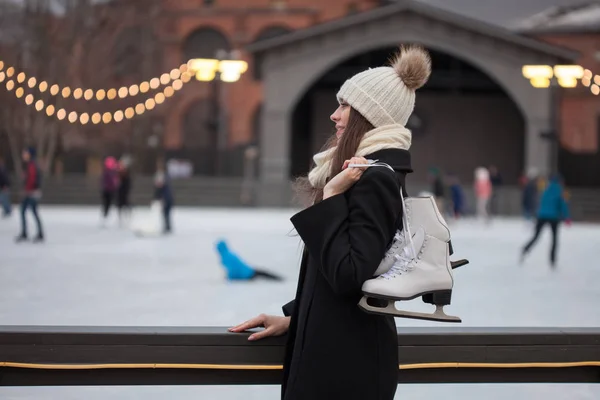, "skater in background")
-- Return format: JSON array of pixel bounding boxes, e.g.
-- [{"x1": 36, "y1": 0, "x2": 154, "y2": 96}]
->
[
  {"x1": 428, "y1": 166, "x2": 446, "y2": 217},
  {"x1": 448, "y1": 174, "x2": 464, "y2": 219},
  {"x1": 0, "y1": 157, "x2": 11, "y2": 217},
  {"x1": 154, "y1": 159, "x2": 173, "y2": 234},
  {"x1": 521, "y1": 168, "x2": 539, "y2": 221},
  {"x1": 474, "y1": 166, "x2": 492, "y2": 223},
  {"x1": 521, "y1": 174, "x2": 571, "y2": 267},
  {"x1": 489, "y1": 165, "x2": 502, "y2": 216},
  {"x1": 100, "y1": 156, "x2": 119, "y2": 227},
  {"x1": 216, "y1": 239, "x2": 283, "y2": 281},
  {"x1": 231, "y1": 45, "x2": 433, "y2": 400},
  {"x1": 15, "y1": 147, "x2": 44, "y2": 243},
  {"x1": 117, "y1": 157, "x2": 132, "y2": 226}
]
